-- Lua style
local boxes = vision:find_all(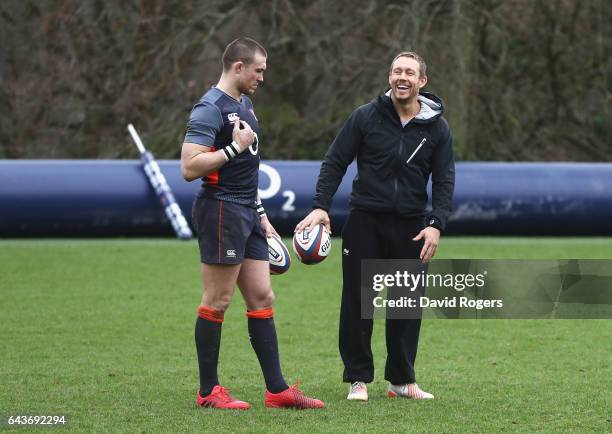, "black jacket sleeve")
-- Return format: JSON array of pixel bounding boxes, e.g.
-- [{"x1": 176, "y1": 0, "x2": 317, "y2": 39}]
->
[
  {"x1": 312, "y1": 107, "x2": 365, "y2": 211},
  {"x1": 428, "y1": 118, "x2": 455, "y2": 231}
]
